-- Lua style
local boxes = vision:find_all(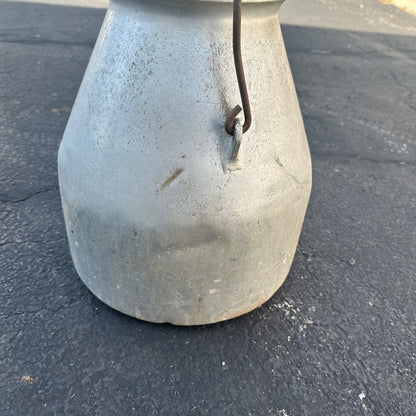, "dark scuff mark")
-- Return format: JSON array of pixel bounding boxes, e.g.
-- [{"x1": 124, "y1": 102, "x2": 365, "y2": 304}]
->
[{"x1": 160, "y1": 168, "x2": 184, "y2": 191}]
